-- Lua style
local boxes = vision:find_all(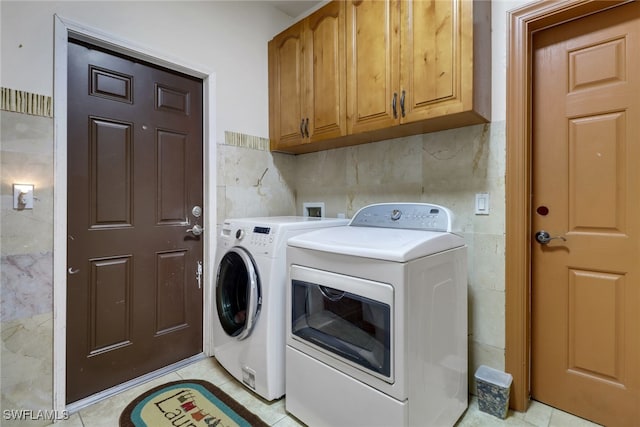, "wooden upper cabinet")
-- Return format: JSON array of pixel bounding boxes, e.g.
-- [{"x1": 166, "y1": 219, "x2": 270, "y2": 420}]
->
[
  {"x1": 306, "y1": 2, "x2": 346, "y2": 142},
  {"x1": 269, "y1": 21, "x2": 305, "y2": 150},
  {"x1": 400, "y1": 0, "x2": 490, "y2": 124},
  {"x1": 401, "y1": 0, "x2": 457, "y2": 121},
  {"x1": 348, "y1": 0, "x2": 490, "y2": 132},
  {"x1": 269, "y1": 0, "x2": 490, "y2": 154},
  {"x1": 346, "y1": 0, "x2": 400, "y2": 134},
  {"x1": 269, "y1": 1, "x2": 346, "y2": 151}
]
